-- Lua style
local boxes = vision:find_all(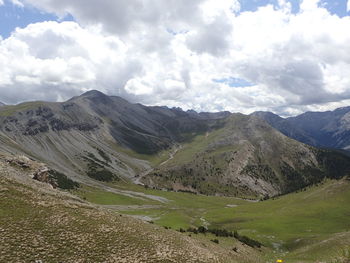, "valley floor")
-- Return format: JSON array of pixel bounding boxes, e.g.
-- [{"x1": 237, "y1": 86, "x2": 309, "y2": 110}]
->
[{"x1": 75, "y1": 177, "x2": 350, "y2": 263}]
